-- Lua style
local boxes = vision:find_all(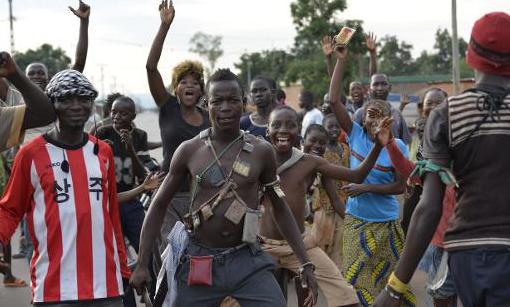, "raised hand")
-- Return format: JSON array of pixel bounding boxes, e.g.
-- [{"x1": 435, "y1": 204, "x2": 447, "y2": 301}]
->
[
  {"x1": 143, "y1": 172, "x2": 165, "y2": 191},
  {"x1": 375, "y1": 116, "x2": 394, "y2": 146},
  {"x1": 0, "y1": 52, "x2": 17, "y2": 78},
  {"x1": 159, "y1": 0, "x2": 175, "y2": 26},
  {"x1": 333, "y1": 45, "x2": 348, "y2": 61},
  {"x1": 69, "y1": 0, "x2": 90, "y2": 19},
  {"x1": 365, "y1": 31, "x2": 377, "y2": 53},
  {"x1": 399, "y1": 93, "x2": 410, "y2": 112},
  {"x1": 321, "y1": 36, "x2": 334, "y2": 57}
]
